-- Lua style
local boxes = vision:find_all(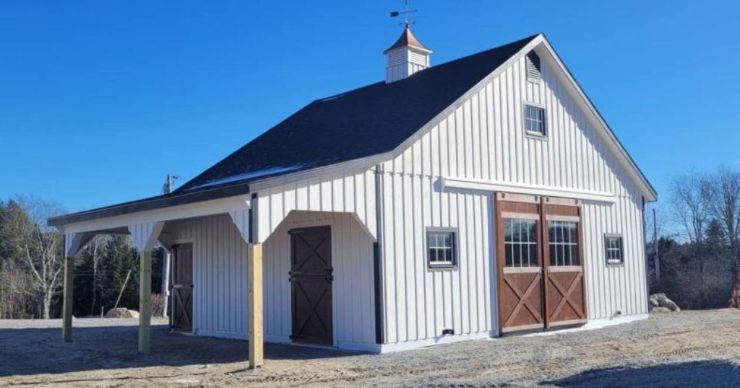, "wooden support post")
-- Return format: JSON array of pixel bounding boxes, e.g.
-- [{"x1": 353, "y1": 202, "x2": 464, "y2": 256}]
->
[
  {"x1": 248, "y1": 243, "x2": 264, "y2": 369},
  {"x1": 62, "y1": 256, "x2": 74, "y2": 342},
  {"x1": 139, "y1": 250, "x2": 152, "y2": 354}
]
